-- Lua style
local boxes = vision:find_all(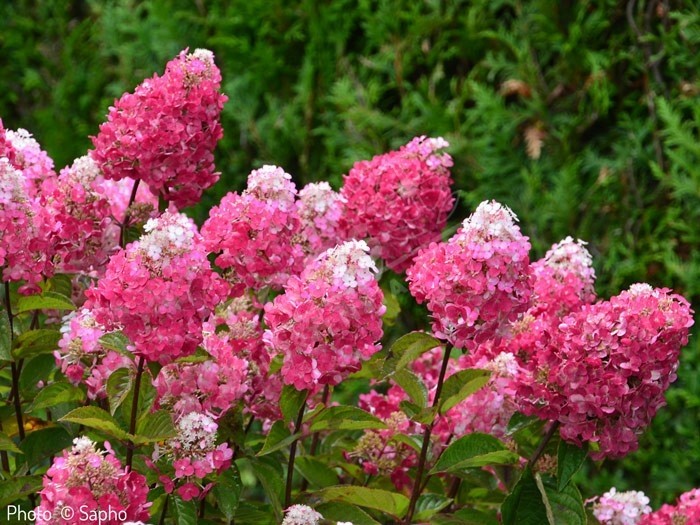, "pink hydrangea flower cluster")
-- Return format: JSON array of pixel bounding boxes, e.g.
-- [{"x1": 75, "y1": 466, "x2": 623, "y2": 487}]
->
[
  {"x1": 639, "y1": 488, "x2": 700, "y2": 524},
  {"x1": 86, "y1": 211, "x2": 228, "y2": 364},
  {"x1": 281, "y1": 505, "x2": 324, "y2": 525},
  {"x1": 297, "y1": 181, "x2": 345, "y2": 259},
  {"x1": 263, "y1": 240, "x2": 385, "y2": 391},
  {"x1": 592, "y1": 487, "x2": 652, "y2": 524},
  {"x1": 156, "y1": 412, "x2": 233, "y2": 501},
  {"x1": 516, "y1": 284, "x2": 694, "y2": 459},
  {"x1": 338, "y1": 136, "x2": 454, "y2": 272},
  {"x1": 91, "y1": 49, "x2": 226, "y2": 208},
  {"x1": 1, "y1": 122, "x2": 55, "y2": 196},
  {"x1": 36, "y1": 437, "x2": 150, "y2": 525},
  {"x1": 55, "y1": 309, "x2": 133, "y2": 399},
  {"x1": 202, "y1": 165, "x2": 305, "y2": 292},
  {"x1": 407, "y1": 200, "x2": 532, "y2": 350},
  {"x1": 0, "y1": 157, "x2": 56, "y2": 292}
]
